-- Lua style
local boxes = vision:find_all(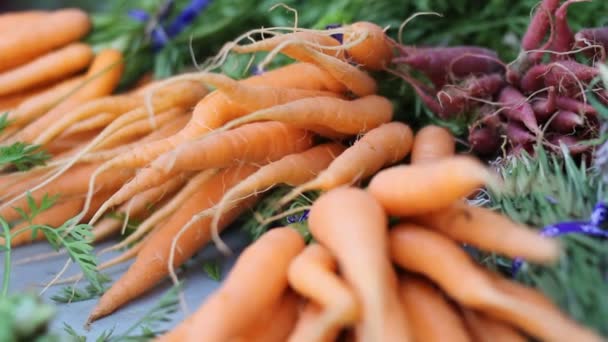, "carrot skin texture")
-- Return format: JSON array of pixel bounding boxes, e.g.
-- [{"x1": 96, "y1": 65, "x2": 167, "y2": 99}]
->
[
  {"x1": 410, "y1": 125, "x2": 455, "y2": 163},
  {"x1": 157, "y1": 227, "x2": 305, "y2": 342},
  {"x1": 308, "y1": 187, "x2": 411, "y2": 342},
  {"x1": 288, "y1": 302, "x2": 342, "y2": 342},
  {"x1": 368, "y1": 155, "x2": 491, "y2": 216},
  {"x1": 461, "y1": 309, "x2": 527, "y2": 342},
  {"x1": 0, "y1": 43, "x2": 93, "y2": 96},
  {"x1": 390, "y1": 224, "x2": 603, "y2": 342},
  {"x1": 0, "y1": 8, "x2": 91, "y2": 72},
  {"x1": 89, "y1": 166, "x2": 261, "y2": 321},
  {"x1": 411, "y1": 202, "x2": 560, "y2": 264},
  {"x1": 342, "y1": 21, "x2": 395, "y2": 71},
  {"x1": 399, "y1": 276, "x2": 471, "y2": 342}
]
